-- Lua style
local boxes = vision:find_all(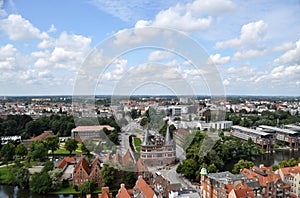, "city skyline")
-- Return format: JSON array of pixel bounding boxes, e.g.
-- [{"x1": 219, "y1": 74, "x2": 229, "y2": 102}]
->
[{"x1": 0, "y1": 0, "x2": 300, "y2": 96}]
